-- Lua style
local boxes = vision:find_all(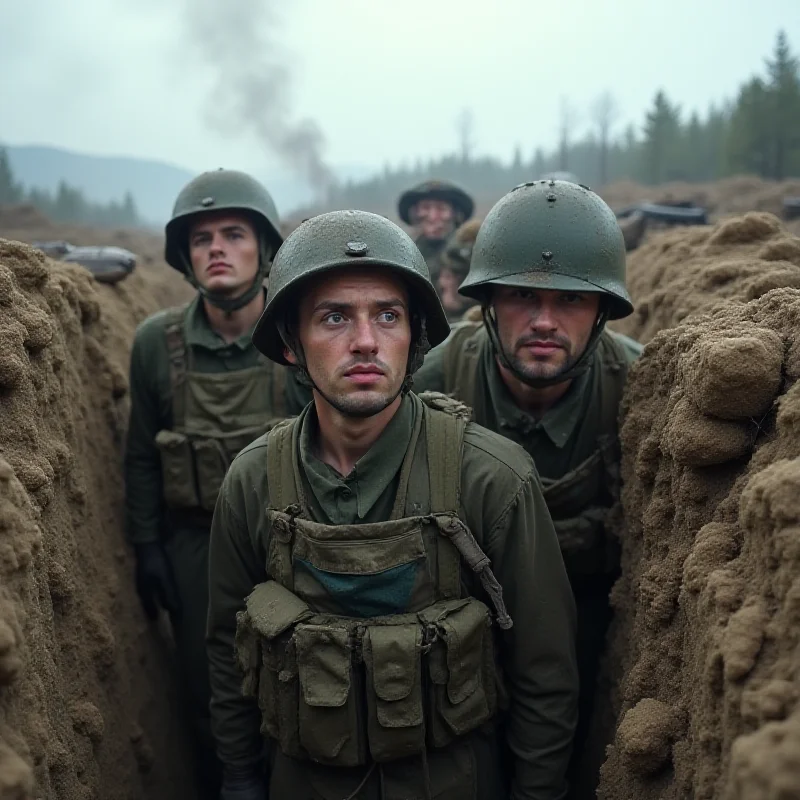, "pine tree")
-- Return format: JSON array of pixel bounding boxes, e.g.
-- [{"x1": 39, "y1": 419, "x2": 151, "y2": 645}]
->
[
  {"x1": 0, "y1": 147, "x2": 23, "y2": 205},
  {"x1": 764, "y1": 30, "x2": 800, "y2": 179}
]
